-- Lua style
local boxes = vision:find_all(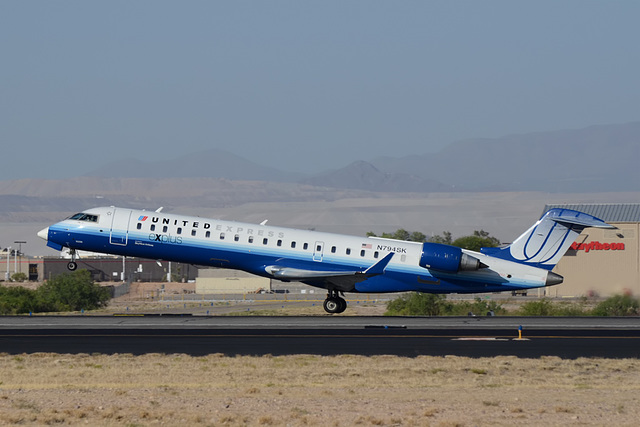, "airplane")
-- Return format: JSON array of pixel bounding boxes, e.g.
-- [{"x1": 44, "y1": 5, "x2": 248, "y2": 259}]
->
[{"x1": 37, "y1": 206, "x2": 614, "y2": 313}]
